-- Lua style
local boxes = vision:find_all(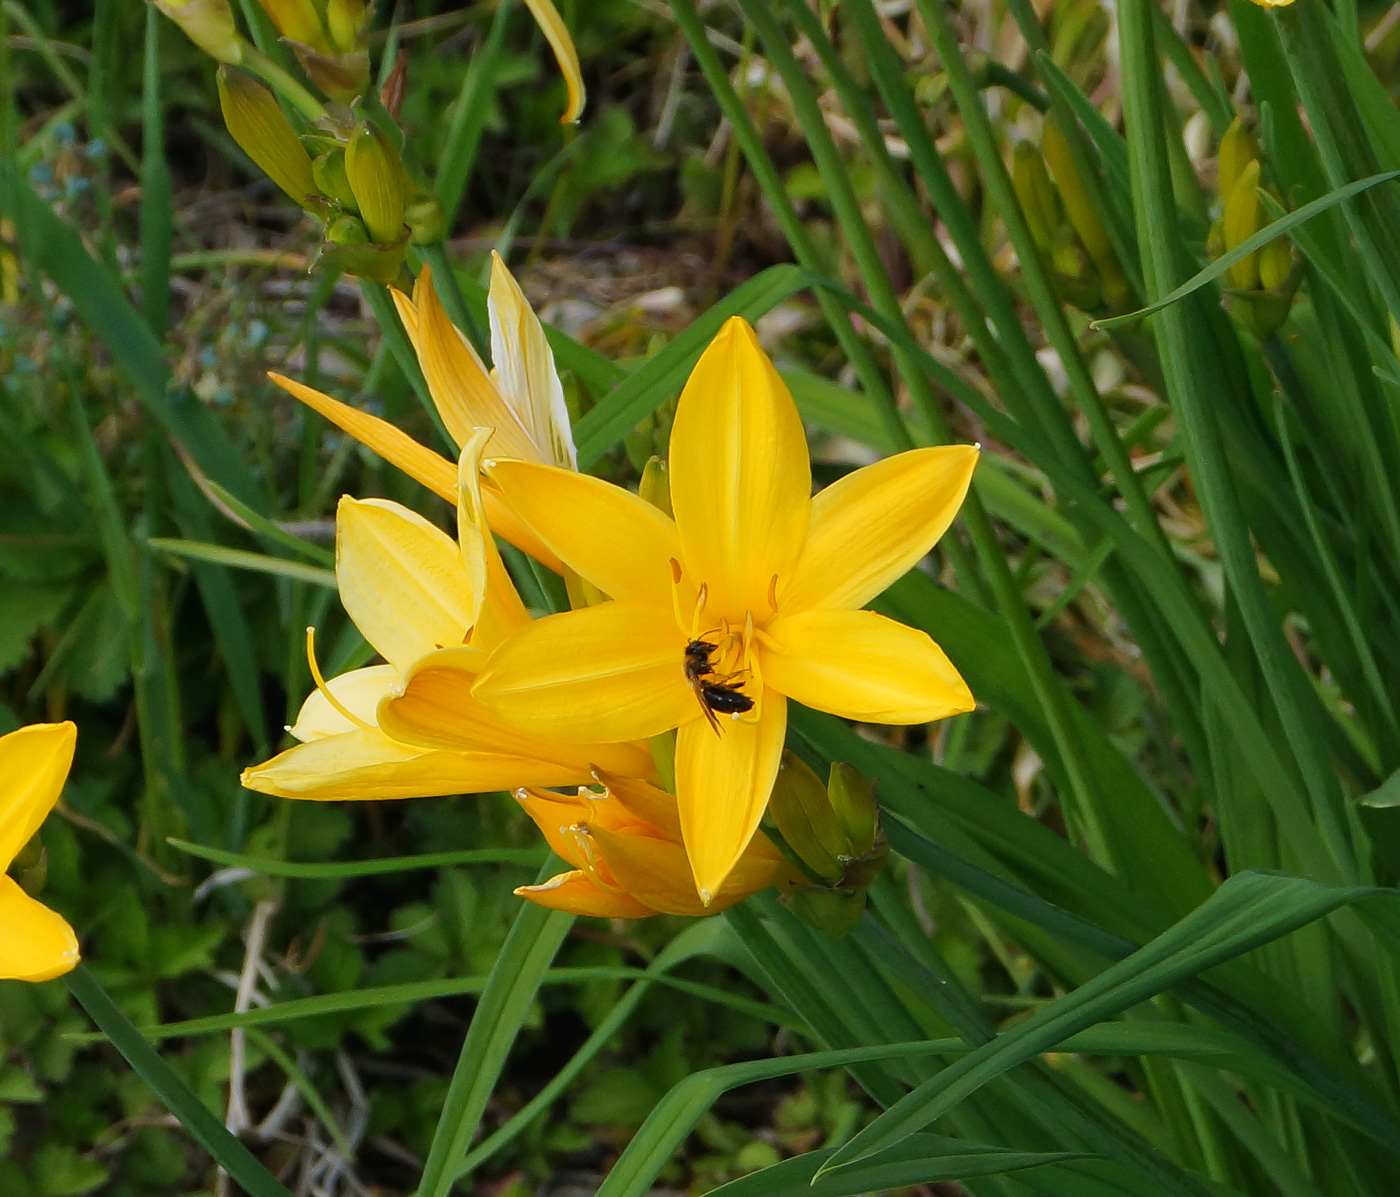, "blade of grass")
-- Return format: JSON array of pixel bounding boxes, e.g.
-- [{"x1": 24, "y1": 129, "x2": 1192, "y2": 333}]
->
[
  {"x1": 168, "y1": 839, "x2": 547, "y2": 877},
  {"x1": 65, "y1": 966, "x2": 294, "y2": 1197},
  {"x1": 146, "y1": 538, "x2": 337, "y2": 588}
]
